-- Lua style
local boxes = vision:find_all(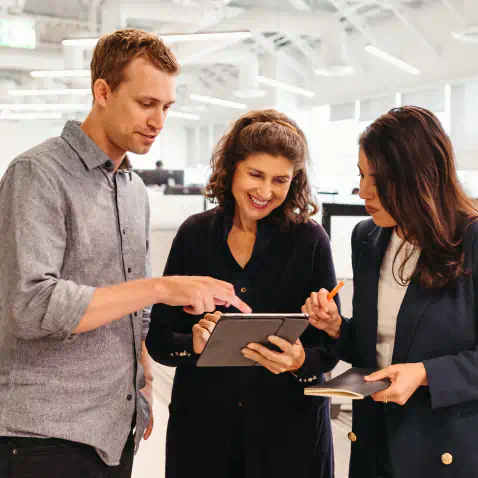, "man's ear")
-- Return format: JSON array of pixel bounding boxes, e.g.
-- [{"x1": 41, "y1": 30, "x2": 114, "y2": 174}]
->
[{"x1": 93, "y1": 79, "x2": 110, "y2": 107}]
